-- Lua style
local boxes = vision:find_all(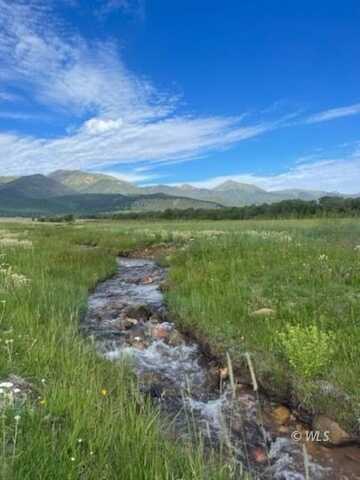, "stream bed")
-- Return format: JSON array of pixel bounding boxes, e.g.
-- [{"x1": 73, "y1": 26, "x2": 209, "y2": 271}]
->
[{"x1": 82, "y1": 257, "x2": 360, "y2": 480}]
